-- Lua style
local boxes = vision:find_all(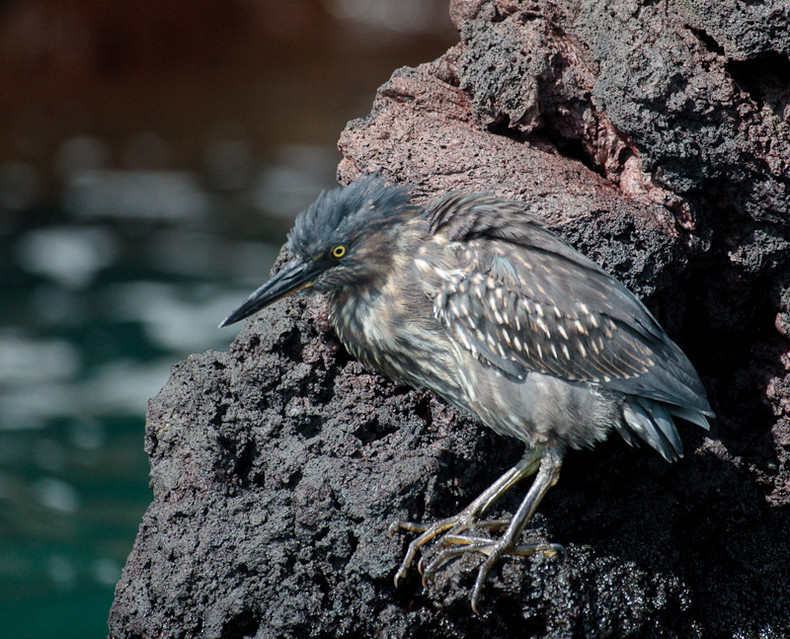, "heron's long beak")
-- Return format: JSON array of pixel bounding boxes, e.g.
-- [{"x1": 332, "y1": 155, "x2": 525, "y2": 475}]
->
[{"x1": 220, "y1": 258, "x2": 320, "y2": 327}]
